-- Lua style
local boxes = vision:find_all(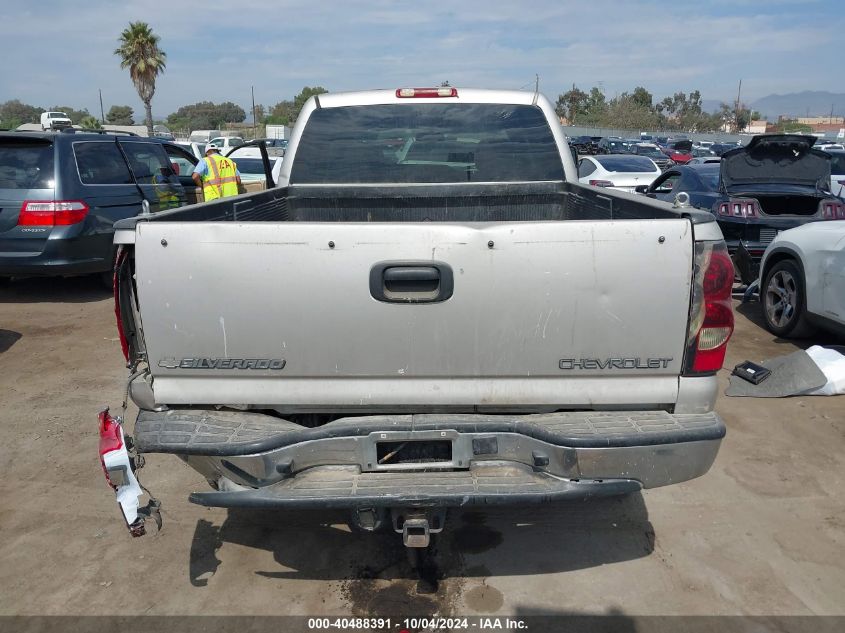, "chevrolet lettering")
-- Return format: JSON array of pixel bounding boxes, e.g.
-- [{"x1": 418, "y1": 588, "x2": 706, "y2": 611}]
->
[{"x1": 559, "y1": 357, "x2": 674, "y2": 370}]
